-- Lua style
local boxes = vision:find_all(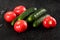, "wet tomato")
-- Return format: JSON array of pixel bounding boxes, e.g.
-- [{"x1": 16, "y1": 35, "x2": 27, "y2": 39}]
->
[
  {"x1": 43, "y1": 16, "x2": 57, "y2": 29},
  {"x1": 14, "y1": 20, "x2": 28, "y2": 33},
  {"x1": 13, "y1": 5, "x2": 26, "y2": 15},
  {"x1": 4, "y1": 11, "x2": 16, "y2": 22}
]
